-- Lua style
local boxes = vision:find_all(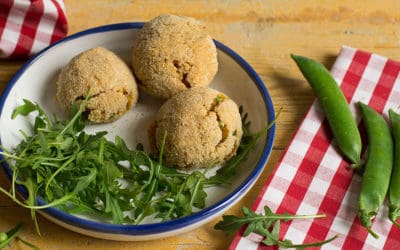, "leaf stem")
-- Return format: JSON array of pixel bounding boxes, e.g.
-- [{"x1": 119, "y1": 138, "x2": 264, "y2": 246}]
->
[
  {"x1": 187, "y1": 176, "x2": 203, "y2": 212},
  {"x1": 0, "y1": 186, "x2": 74, "y2": 209},
  {"x1": 0, "y1": 152, "x2": 24, "y2": 161},
  {"x1": 0, "y1": 223, "x2": 23, "y2": 249},
  {"x1": 45, "y1": 154, "x2": 76, "y2": 193},
  {"x1": 58, "y1": 98, "x2": 88, "y2": 136}
]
